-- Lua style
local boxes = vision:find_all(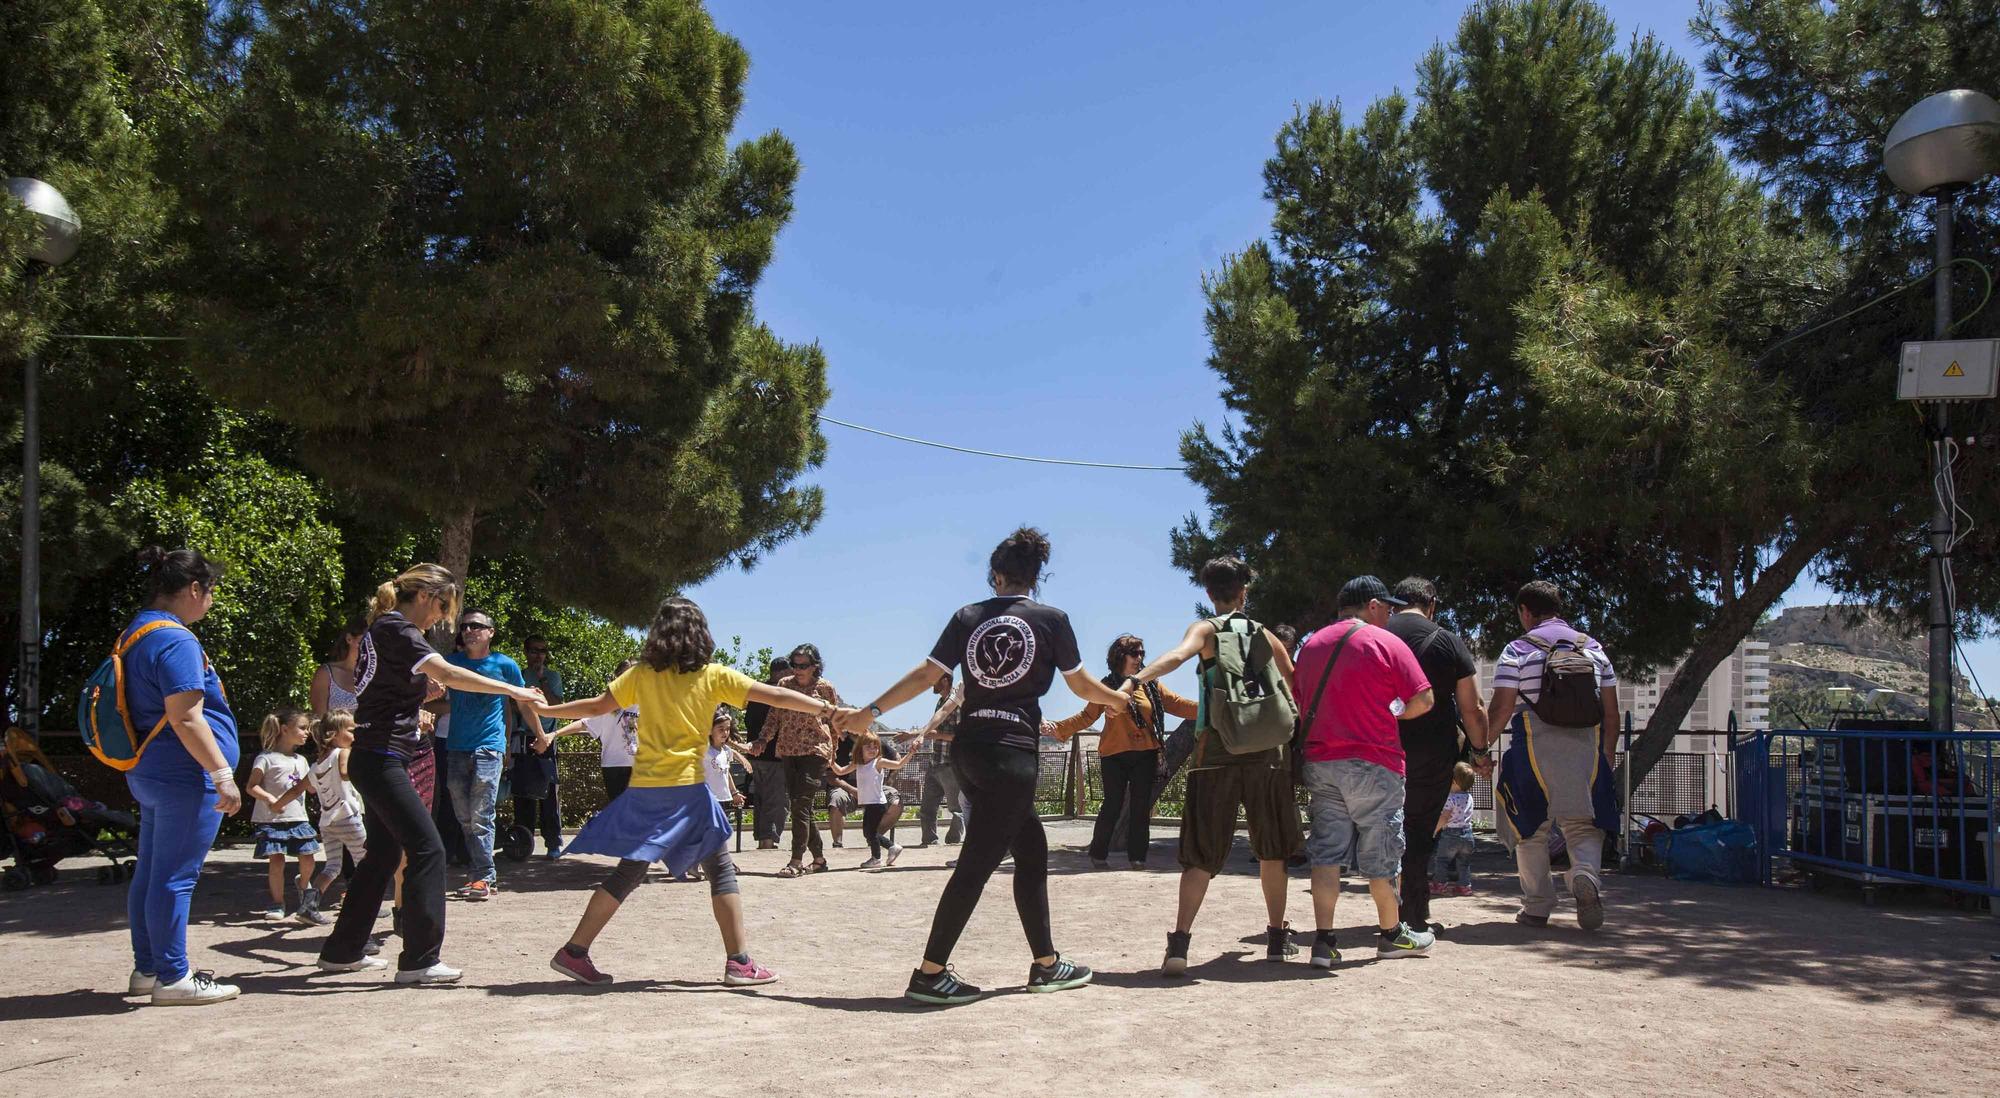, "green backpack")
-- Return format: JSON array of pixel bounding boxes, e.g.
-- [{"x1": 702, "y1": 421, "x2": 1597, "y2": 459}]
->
[{"x1": 1203, "y1": 614, "x2": 1298, "y2": 754}]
